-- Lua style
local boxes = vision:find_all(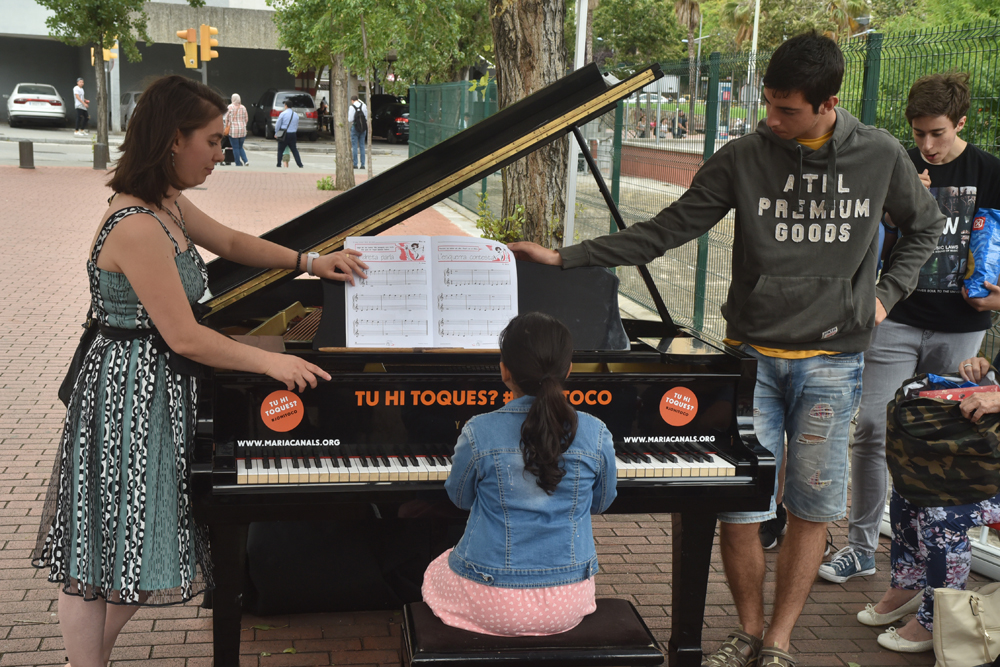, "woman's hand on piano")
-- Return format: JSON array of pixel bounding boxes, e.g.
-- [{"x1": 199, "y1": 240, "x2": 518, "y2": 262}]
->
[
  {"x1": 508, "y1": 242, "x2": 563, "y2": 266},
  {"x1": 262, "y1": 353, "x2": 331, "y2": 391},
  {"x1": 311, "y1": 249, "x2": 369, "y2": 285}
]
